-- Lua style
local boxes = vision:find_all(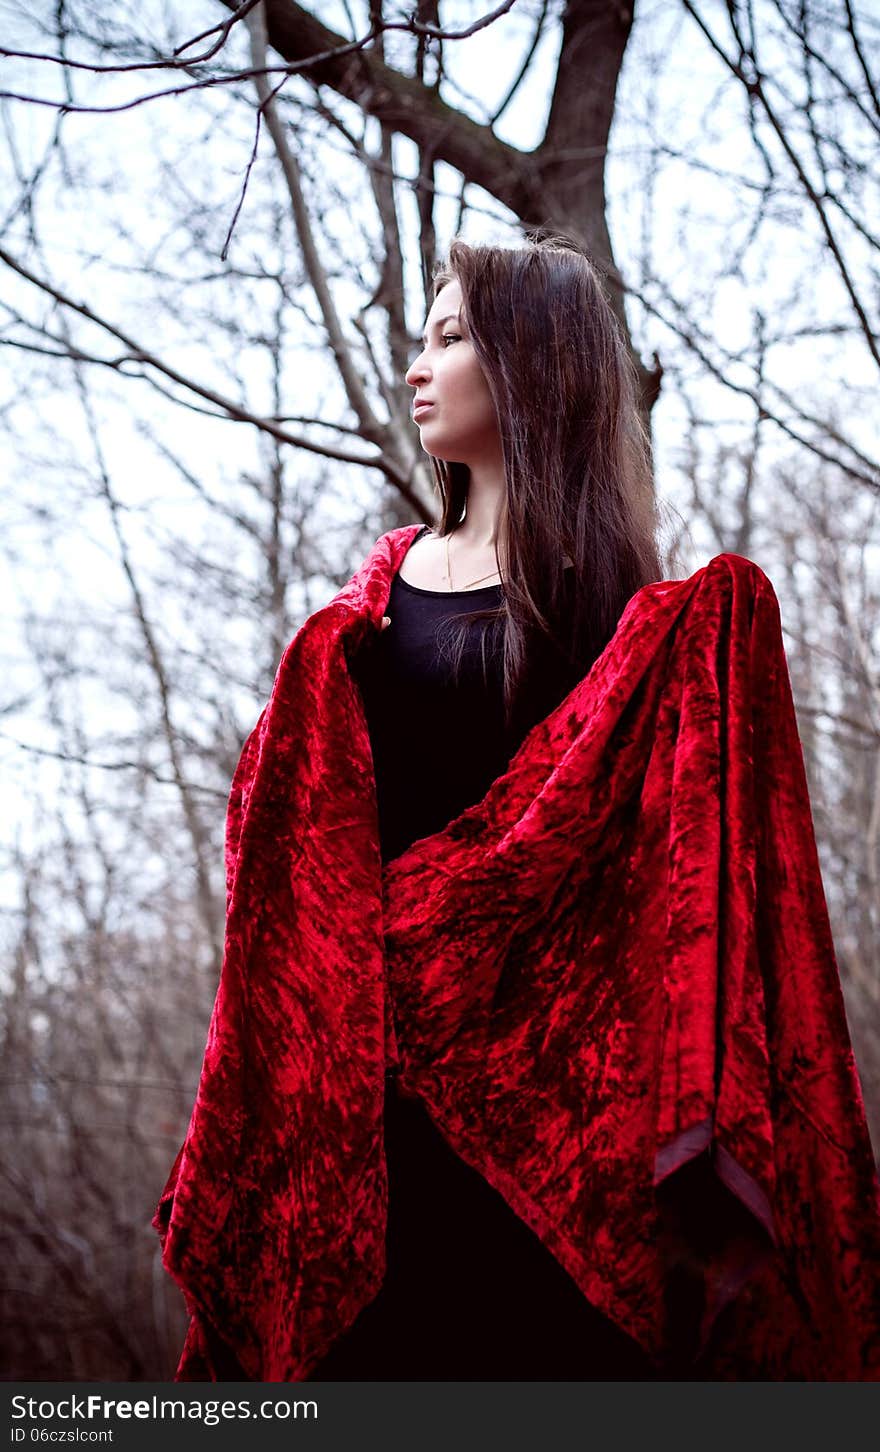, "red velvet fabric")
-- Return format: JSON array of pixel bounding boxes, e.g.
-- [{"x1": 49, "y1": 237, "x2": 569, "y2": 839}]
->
[{"x1": 154, "y1": 525, "x2": 880, "y2": 1381}]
